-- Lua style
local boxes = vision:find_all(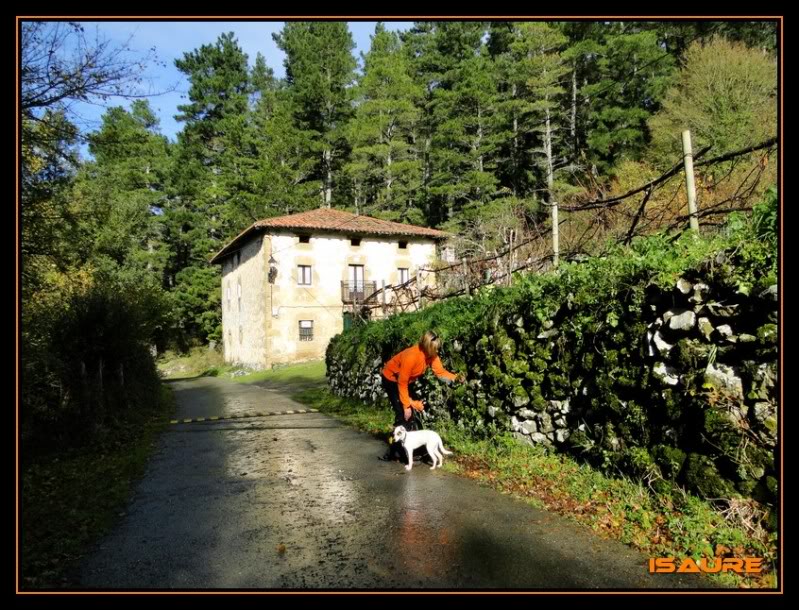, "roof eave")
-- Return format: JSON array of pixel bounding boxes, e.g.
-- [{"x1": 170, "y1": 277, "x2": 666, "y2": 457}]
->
[{"x1": 210, "y1": 224, "x2": 452, "y2": 265}]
